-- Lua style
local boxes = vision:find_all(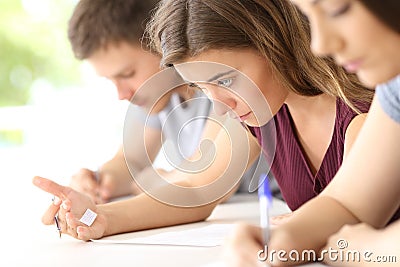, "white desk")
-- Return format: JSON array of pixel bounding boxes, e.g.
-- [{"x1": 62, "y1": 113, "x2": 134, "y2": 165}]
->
[{"x1": 2, "y1": 193, "x2": 326, "y2": 267}]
